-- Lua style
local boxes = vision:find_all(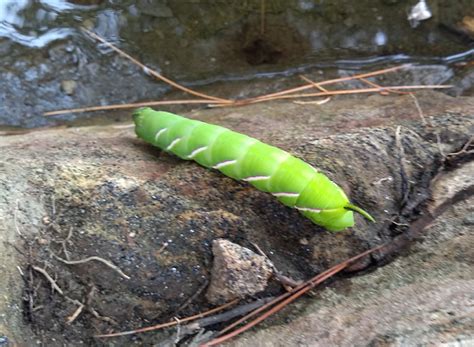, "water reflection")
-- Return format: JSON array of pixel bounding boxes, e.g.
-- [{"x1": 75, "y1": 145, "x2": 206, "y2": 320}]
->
[
  {"x1": 0, "y1": 0, "x2": 29, "y2": 27},
  {"x1": 374, "y1": 31, "x2": 387, "y2": 46},
  {"x1": 0, "y1": 0, "x2": 472, "y2": 128},
  {"x1": 0, "y1": 0, "x2": 94, "y2": 48},
  {"x1": 39, "y1": 0, "x2": 84, "y2": 12}
]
